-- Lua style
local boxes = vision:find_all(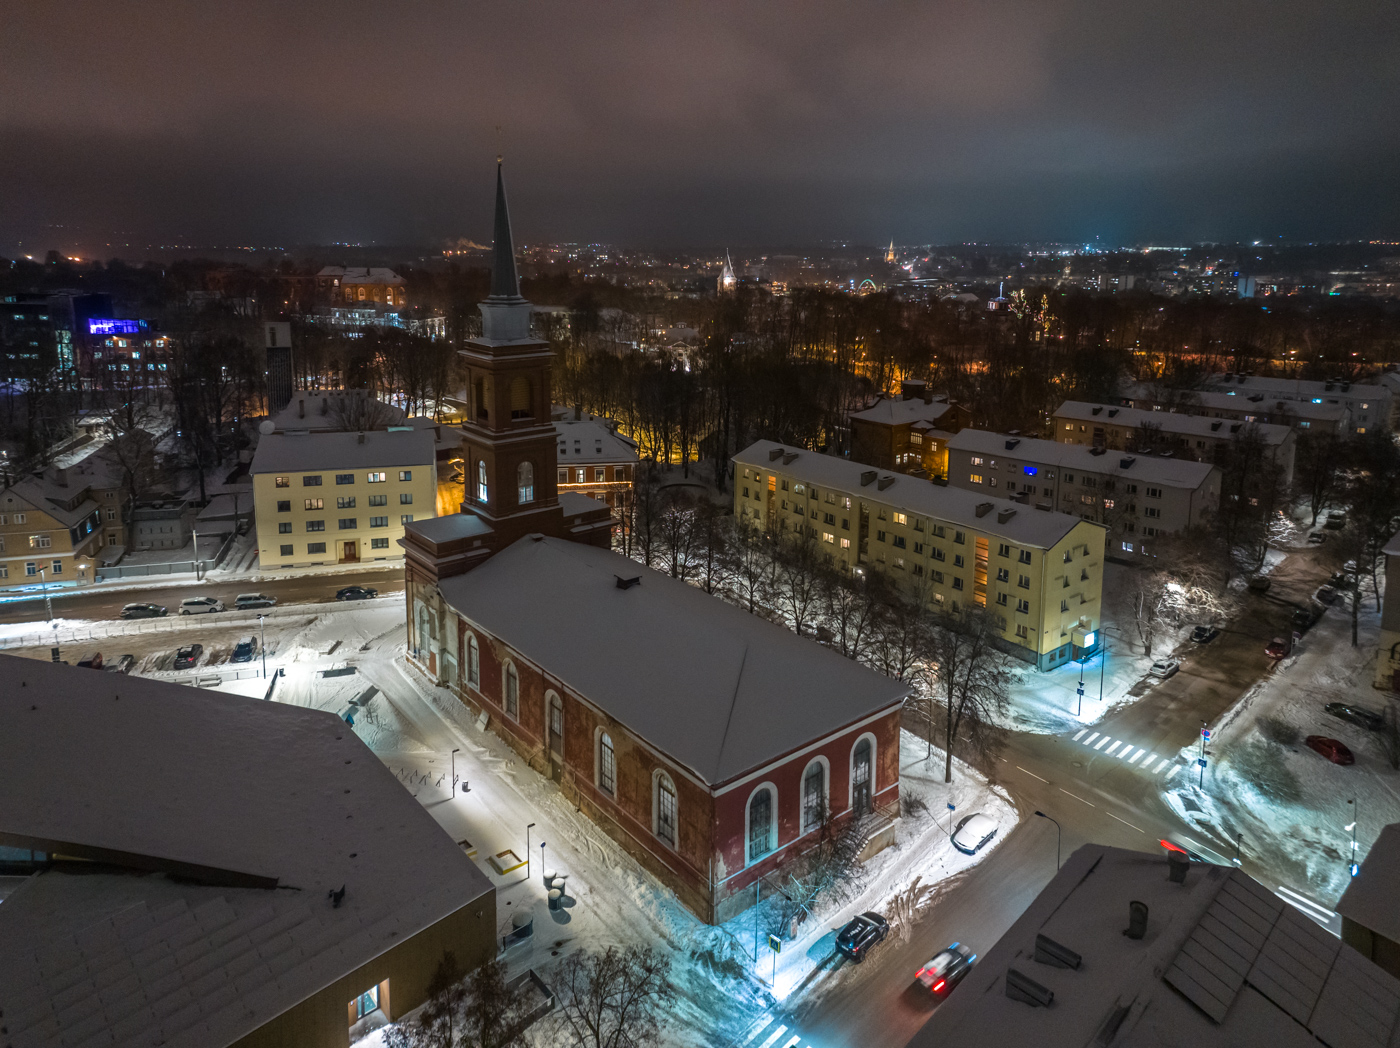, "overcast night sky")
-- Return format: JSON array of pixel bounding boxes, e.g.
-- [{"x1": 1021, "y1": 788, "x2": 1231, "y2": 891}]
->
[{"x1": 2, "y1": 1, "x2": 1398, "y2": 251}]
